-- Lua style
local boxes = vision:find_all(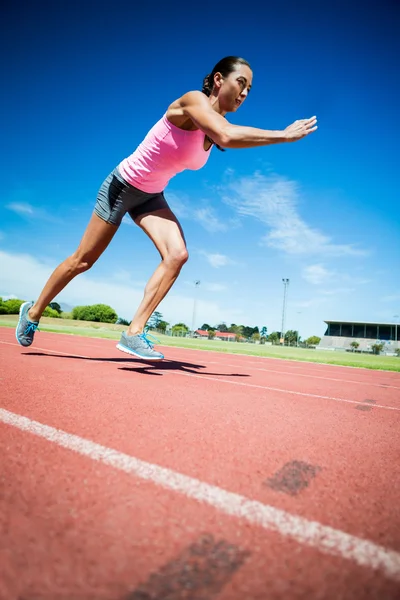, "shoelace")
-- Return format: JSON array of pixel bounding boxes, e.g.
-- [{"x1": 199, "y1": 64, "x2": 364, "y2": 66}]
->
[
  {"x1": 139, "y1": 329, "x2": 160, "y2": 349},
  {"x1": 24, "y1": 322, "x2": 39, "y2": 335}
]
